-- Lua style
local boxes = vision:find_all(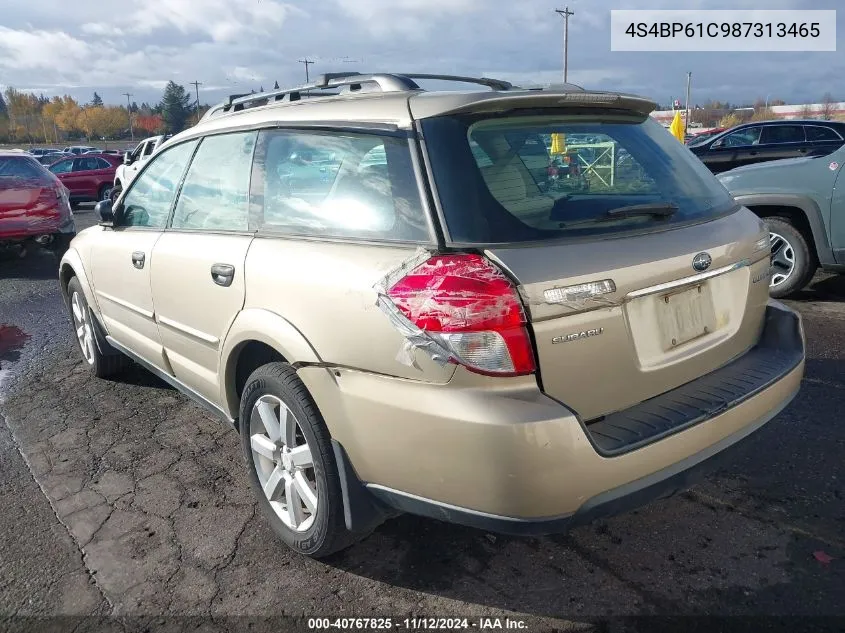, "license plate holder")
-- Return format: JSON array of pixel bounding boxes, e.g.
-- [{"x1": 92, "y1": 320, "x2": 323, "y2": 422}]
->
[{"x1": 656, "y1": 283, "x2": 717, "y2": 351}]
